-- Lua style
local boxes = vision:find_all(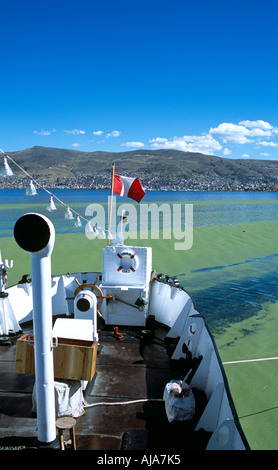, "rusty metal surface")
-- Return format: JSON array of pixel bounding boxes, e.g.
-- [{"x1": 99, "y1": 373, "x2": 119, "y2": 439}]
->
[
  {"x1": 0, "y1": 325, "x2": 210, "y2": 450},
  {"x1": 0, "y1": 341, "x2": 37, "y2": 447},
  {"x1": 74, "y1": 327, "x2": 179, "y2": 450}
]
